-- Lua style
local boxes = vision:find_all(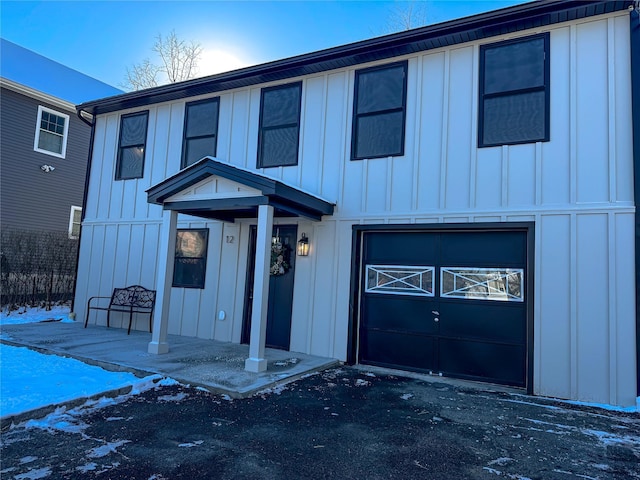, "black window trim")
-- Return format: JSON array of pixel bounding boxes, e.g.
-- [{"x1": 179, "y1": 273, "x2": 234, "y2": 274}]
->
[
  {"x1": 351, "y1": 60, "x2": 408, "y2": 161},
  {"x1": 172, "y1": 228, "x2": 209, "y2": 289},
  {"x1": 181, "y1": 97, "x2": 220, "y2": 169},
  {"x1": 115, "y1": 110, "x2": 149, "y2": 180},
  {"x1": 256, "y1": 81, "x2": 303, "y2": 169},
  {"x1": 478, "y1": 32, "x2": 550, "y2": 148}
]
